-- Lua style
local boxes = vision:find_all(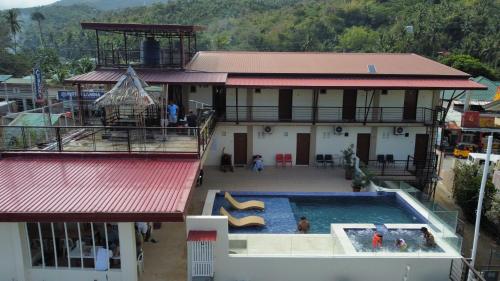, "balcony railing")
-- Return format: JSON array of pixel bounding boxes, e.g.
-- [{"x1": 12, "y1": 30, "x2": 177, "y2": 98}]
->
[
  {"x1": 220, "y1": 106, "x2": 434, "y2": 124},
  {"x1": 0, "y1": 111, "x2": 217, "y2": 158},
  {"x1": 97, "y1": 48, "x2": 193, "y2": 68}
]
